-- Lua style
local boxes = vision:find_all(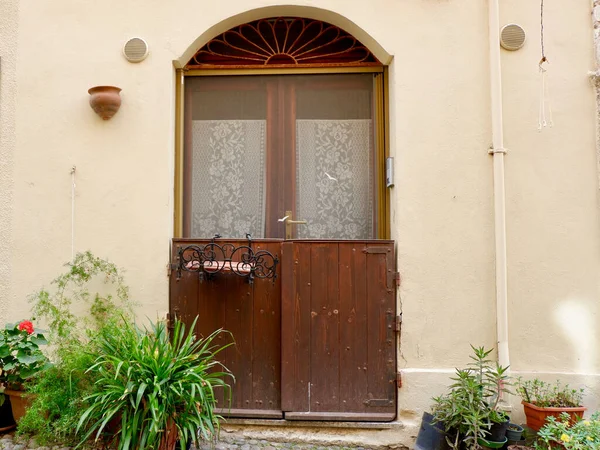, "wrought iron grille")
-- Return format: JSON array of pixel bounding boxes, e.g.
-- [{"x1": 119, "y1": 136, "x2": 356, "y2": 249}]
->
[{"x1": 175, "y1": 234, "x2": 278, "y2": 284}]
